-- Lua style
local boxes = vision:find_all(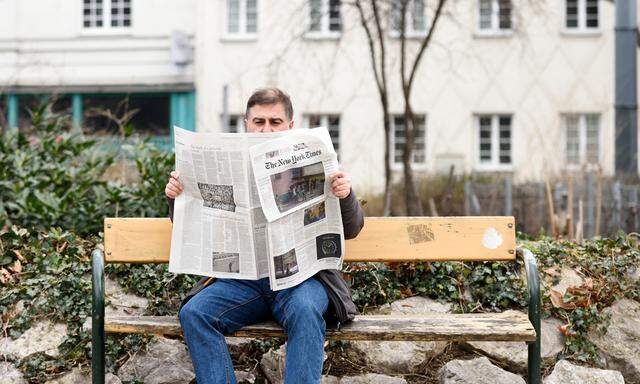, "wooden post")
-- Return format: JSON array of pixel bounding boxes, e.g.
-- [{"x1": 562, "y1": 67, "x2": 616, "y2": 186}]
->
[
  {"x1": 567, "y1": 176, "x2": 574, "y2": 240},
  {"x1": 428, "y1": 198, "x2": 439, "y2": 216},
  {"x1": 585, "y1": 171, "x2": 595, "y2": 238},
  {"x1": 612, "y1": 181, "x2": 622, "y2": 232},
  {"x1": 576, "y1": 199, "x2": 584, "y2": 243},
  {"x1": 504, "y1": 177, "x2": 513, "y2": 216},
  {"x1": 545, "y1": 179, "x2": 557, "y2": 237},
  {"x1": 628, "y1": 186, "x2": 639, "y2": 232},
  {"x1": 594, "y1": 172, "x2": 602, "y2": 237},
  {"x1": 464, "y1": 180, "x2": 471, "y2": 216}
]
